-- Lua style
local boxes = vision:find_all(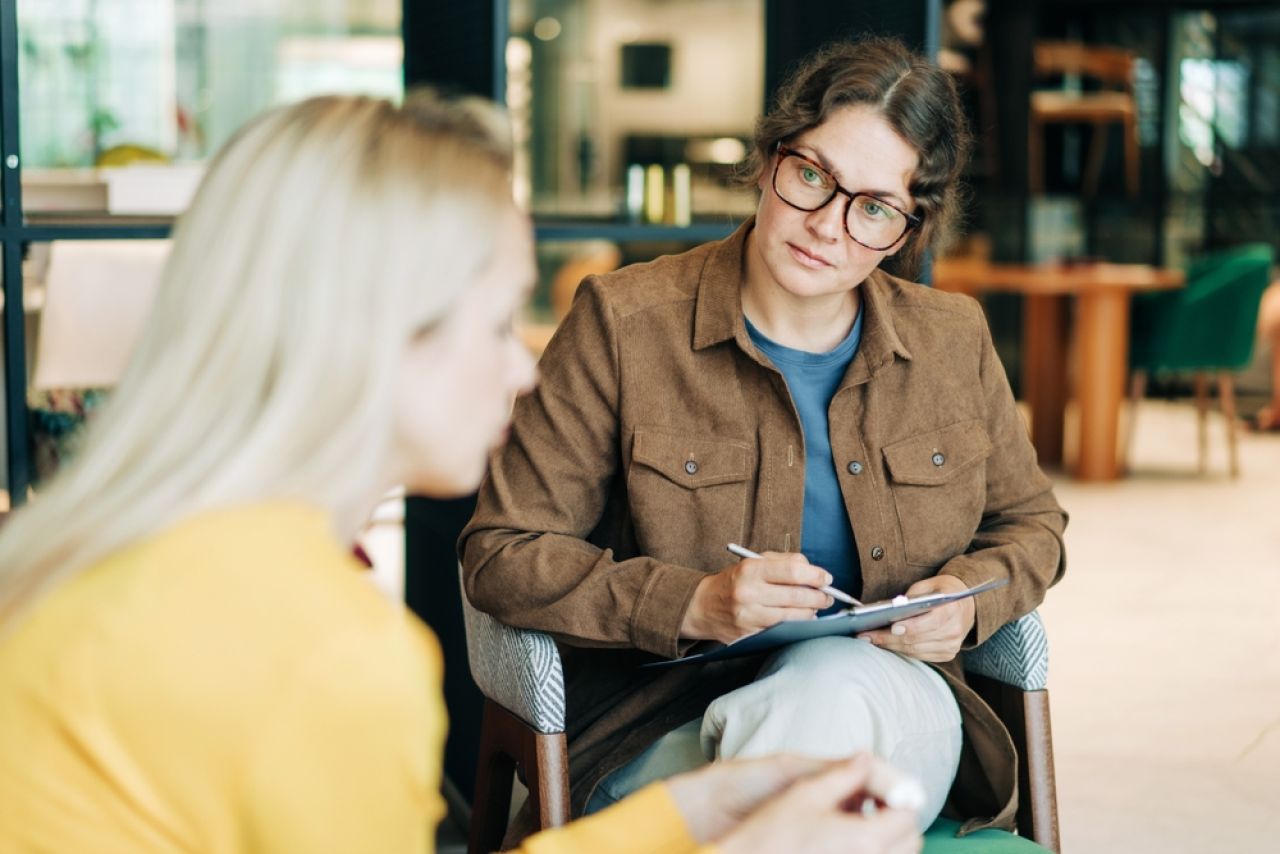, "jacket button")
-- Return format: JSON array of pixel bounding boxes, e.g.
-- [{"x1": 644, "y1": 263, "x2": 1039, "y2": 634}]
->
[
  {"x1": 932, "y1": 452, "x2": 945, "y2": 466},
  {"x1": 870, "y1": 546, "x2": 885, "y2": 560},
  {"x1": 847, "y1": 460, "x2": 864, "y2": 475},
  {"x1": 684, "y1": 460, "x2": 699, "y2": 475}
]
